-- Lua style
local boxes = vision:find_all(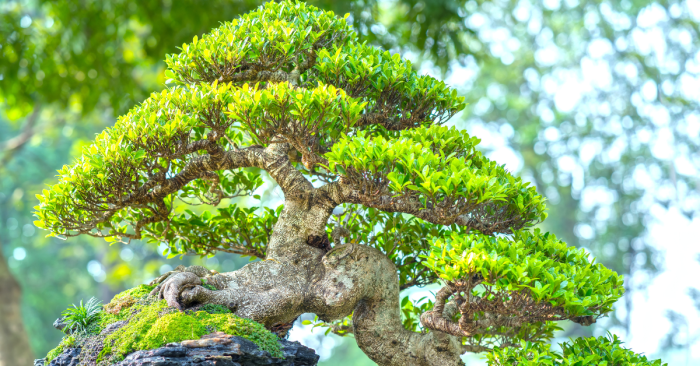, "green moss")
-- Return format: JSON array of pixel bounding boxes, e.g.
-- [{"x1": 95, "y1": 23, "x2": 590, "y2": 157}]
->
[
  {"x1": 48, "y1": 283, "x2": 281, "y2": 364},
  {"x1": 114, "y1": 284, "x2": 155, "y2": 300},
  {"x1": 98, "y1": 296, "x2": 283, "y2": 362},
  {"x1": 194, "y1": 311, "x2": 283, "y2": 357},
  {"x1": 99, "y1": 284, "x2": 157, "y2": 330},
  {"x1": 98, "y1": 299, "x2": 172, "y2": 362},
  {"x1": 140, "y1": 311, "x2": 208, "y2": 349},
  {"x1": 200, "y1": 303, "x2": 231, "y2": 314},
  {"x1": 98, "y1": 300, "x2": 135, "y2": 330},
  {"x1": 45, "y1": 335, "x2": 75, "y2": 362},
  {"x1": 201, "y1": 278, "x2": 218, "y2": 291}
]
